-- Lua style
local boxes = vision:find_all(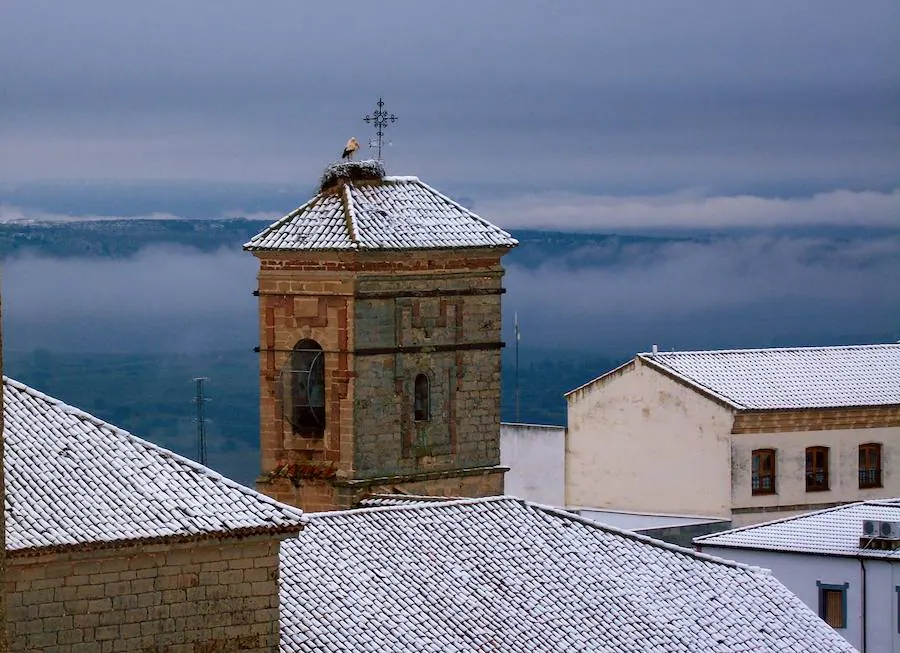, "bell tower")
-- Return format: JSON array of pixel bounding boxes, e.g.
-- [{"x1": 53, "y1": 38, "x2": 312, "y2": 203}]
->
[{"x1": 245, "y1": 161, "x2": 517, "y2": 511}]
